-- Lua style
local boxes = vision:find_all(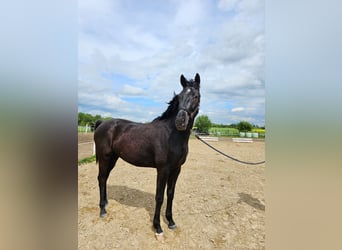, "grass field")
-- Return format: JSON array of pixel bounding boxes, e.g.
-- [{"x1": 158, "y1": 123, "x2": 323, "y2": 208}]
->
[
  {"x1": 209, "y1": 127, "x2": 265, "y2": 138},
  {"x1": 209, "y1": 127, "x2": 239, "y2": 136}
]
